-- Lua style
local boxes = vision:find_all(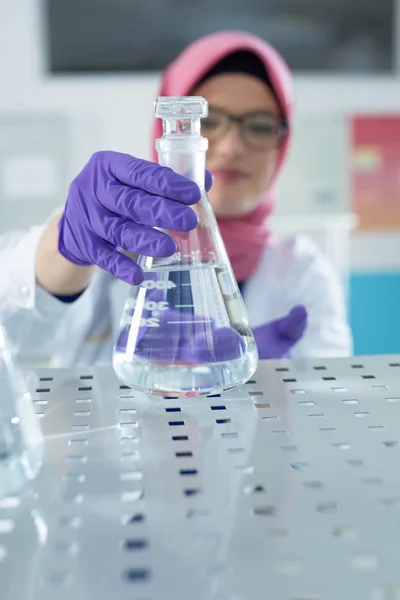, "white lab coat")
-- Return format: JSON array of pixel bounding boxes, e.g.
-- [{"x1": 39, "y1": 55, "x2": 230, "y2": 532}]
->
[{"x1": 0, "y1": 223, "x2": 352, "y2": 367}]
